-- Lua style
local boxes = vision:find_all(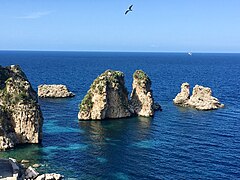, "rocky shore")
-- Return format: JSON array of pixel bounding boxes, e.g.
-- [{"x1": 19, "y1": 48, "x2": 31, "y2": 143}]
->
[
  {"x1": 38, "y1": 84, "x2": 75, "y2": 98},
  {"x1": 78, "y1": 70, "x2": 161, "y2": 120},
  {"x1": 173, "y1": 82, "x2": 224, "y2": 110},
  {"x1": 0, "y1": 158, "x2": 63, "y2": 180},
  {"x1": 0, "y1": 65, "x2": 43, "y2": 150}
]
